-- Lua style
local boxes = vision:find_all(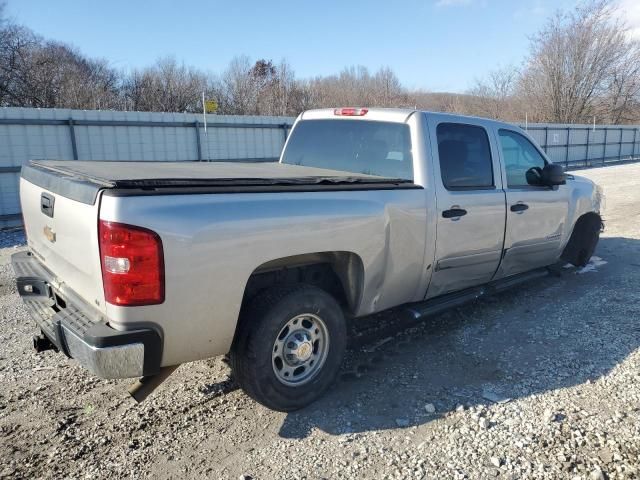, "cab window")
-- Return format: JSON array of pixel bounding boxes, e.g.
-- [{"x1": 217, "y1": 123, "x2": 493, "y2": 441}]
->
[
  {"x1": 498, "y1": 129, "x2": 547, "y2": 187},
  {"x1": 436, "y1": 123, "x2": 494, "y2": 190},
  {"x1": 281, "y1": 119, "x2": 414, "y2": 180}
]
